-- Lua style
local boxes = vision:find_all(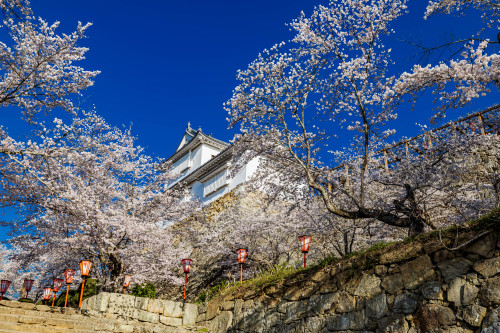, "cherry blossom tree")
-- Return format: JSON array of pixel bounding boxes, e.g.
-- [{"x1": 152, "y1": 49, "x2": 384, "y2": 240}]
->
[
  {"x1": 0, "y1": 0, "x2": 99, "y2": 121},
  {"x1": 392, "y1": 0, "x2": 500, "y2": 118},
  {"x1": 225, "y1": 0, "x2": 436, "y2": 235},
  {"x1": 226, "y1": 0, "x2": 500, "y2": 237},
  {"x1": 0, "y1": 112, "x2": 196, "y2": 292}
]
